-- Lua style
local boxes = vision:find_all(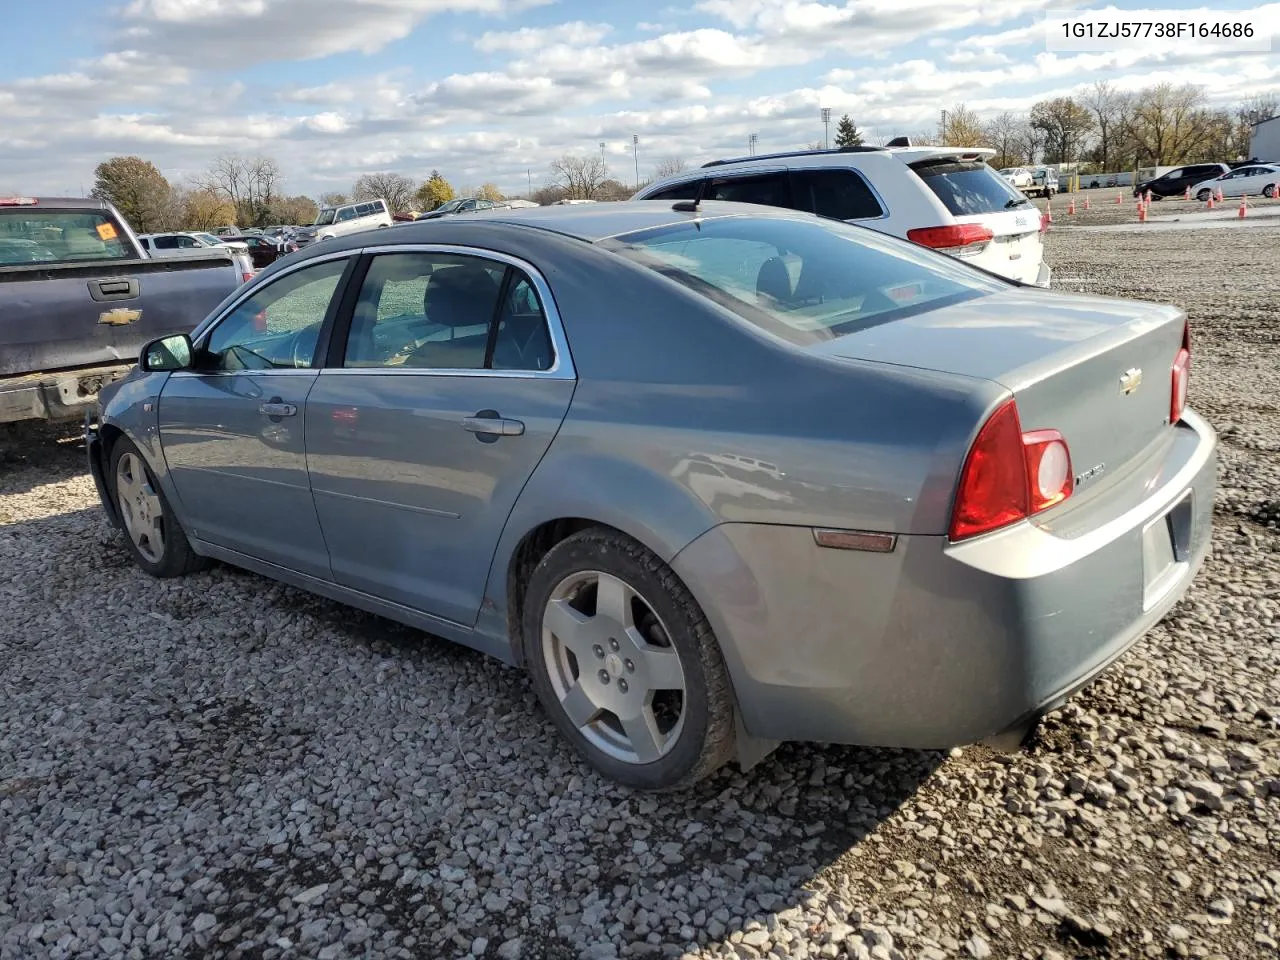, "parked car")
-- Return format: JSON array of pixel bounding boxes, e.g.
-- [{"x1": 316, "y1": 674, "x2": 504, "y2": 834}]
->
[
  {"x1": 0, "y1": 196, "x2": 246, "y2": 424},
  {"x1": 1133, "y1": 163, "x2": 1229, "y2": 199},
  {"x1": 238, "y1": 233, "x2": 298, "y2": 269},
  {"x1": 137, "y1": 232, "x2": 254, "y2": 279},
  {"x1": 1191, "y1": 163, "x2": 1280, "y2": 200},
  {"x1": 999, "y1": 167, "x2": 1034, "y2": 189},
  {"x1": 87, "y1": 201, "x2": 1214, "y2": 790},
  {"x1": 633, "y1": 144, "x2": 1051, "y2": 286},
  {"x1": 295, "y1": 198, "x2": 392, "y2": 245},
  {"x1": 416, "y1": 198, "x2": 507, "y2": 220}
]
